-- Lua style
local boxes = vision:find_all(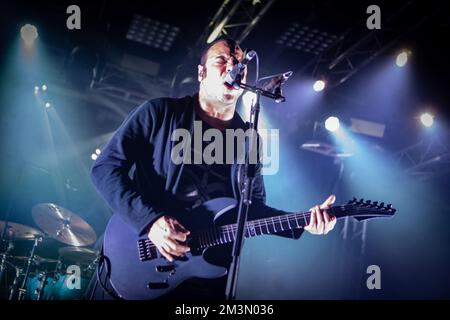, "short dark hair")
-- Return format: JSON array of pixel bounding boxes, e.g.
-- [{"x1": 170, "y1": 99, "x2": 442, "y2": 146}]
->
[{"x1": 199, "y1": 37, "x2": 240, "y2": 66}]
